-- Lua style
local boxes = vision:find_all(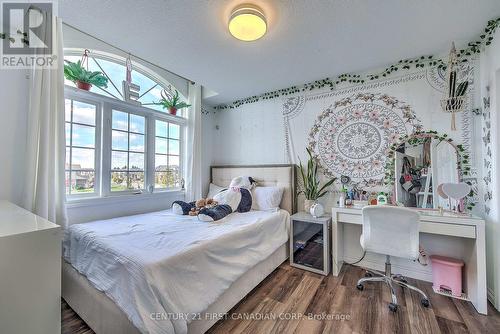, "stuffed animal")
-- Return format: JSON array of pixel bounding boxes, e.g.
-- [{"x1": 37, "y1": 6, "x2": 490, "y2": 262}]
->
[{"x1": 172, "y1": 176, "x2": 256, "y2": 222}]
